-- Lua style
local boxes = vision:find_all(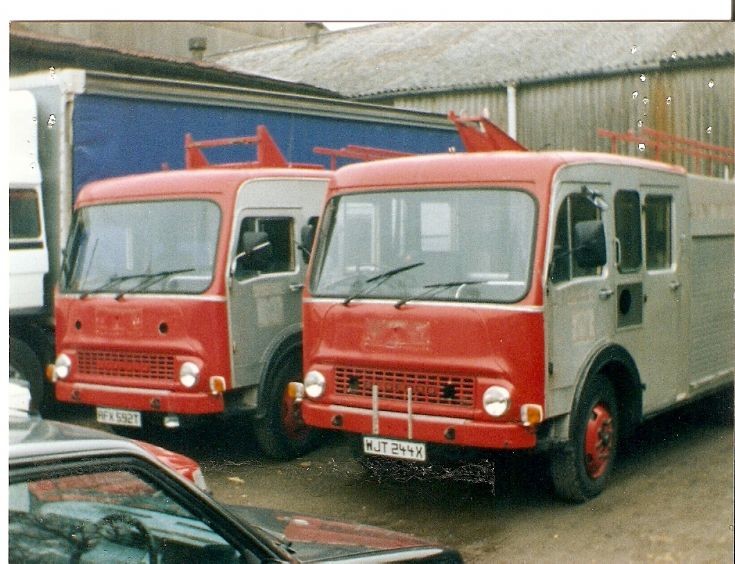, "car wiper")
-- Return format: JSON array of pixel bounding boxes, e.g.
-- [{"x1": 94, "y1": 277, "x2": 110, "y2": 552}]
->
[
  {"x1": 79, "y1": 272, "x2": 151, "y2": 299},
  {"x1": 394, "y1": 279, "x2": 488, "y2": 309},
  {"x1": 343, "y1": 262, "x2": 425, "y2": 306},
  {"x1": 114, "y1": 268, "x2": 196, "y2": 300}
]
